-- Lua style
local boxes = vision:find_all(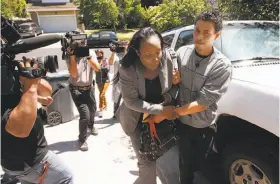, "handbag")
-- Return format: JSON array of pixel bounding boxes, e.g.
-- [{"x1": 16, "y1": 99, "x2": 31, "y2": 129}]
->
[{"x1": 139, "y1": 114, "x2": 179, "y2": 162}]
